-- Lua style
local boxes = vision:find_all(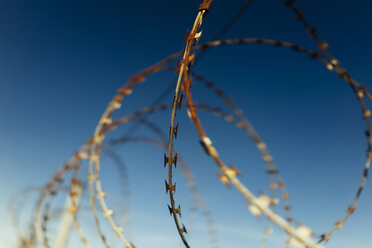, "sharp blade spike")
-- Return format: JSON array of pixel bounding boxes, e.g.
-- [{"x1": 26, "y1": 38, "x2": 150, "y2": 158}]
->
[
  {"x1": 176, "y1": 60, "x2": 181, "y2": 73},
  {"x1": 165, "y1": 180, "x2": 169, "y2": 194},
  {"x1": 177, "y1": 94, "x2": 183, "y2": 109},
  {"x1": 164, "y1": 153, "x2": 168, "y2": 168},
  {"x1": 176, "y1": 204, "x2": 182, "y2": 217},
  {"x1": 184, "y1": 29, "x2": 190, "y2": 43},
  {"x1": 173, "y1": 153, "x2": 178, "y2": 168},
  {"x1": 165, "y1": 180, "x2": 175, "y2": 194},
  {"x1": 217, "y1": 173, "x2": 230, "y2": 187},
  {"x1": 174, "y1": 122, "x2": 179, "y2": 139},
  {"x1": 168, "y1": 205, "x2": 173, "y2": 215},
  {"x1": 200, "y1": 140, "x2": 210, "y2": 156},
  {"x1": 182, "y1": 224, "x2": 188, "y2": 234}
]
